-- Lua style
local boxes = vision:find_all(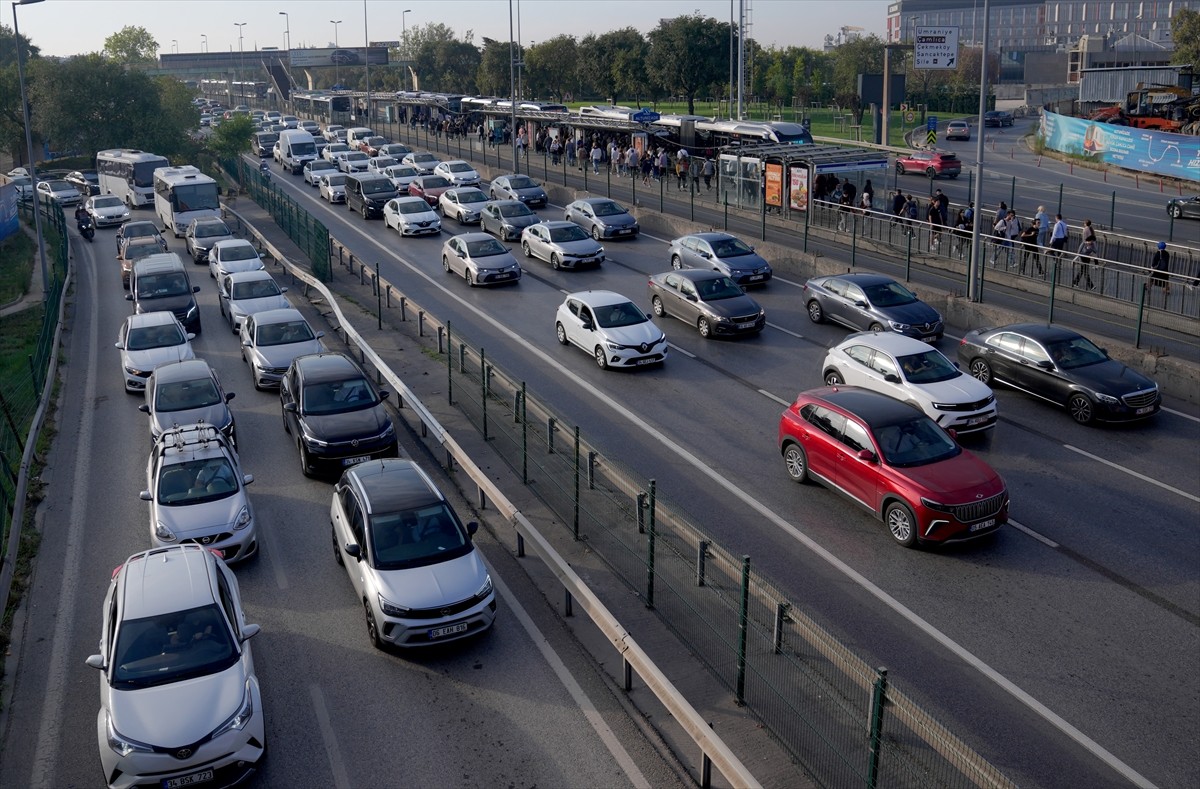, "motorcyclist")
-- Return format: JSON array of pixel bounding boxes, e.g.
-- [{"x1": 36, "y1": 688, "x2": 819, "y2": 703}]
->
[{"x1": 74, "y1": 203, "x2": 88, "y2": 223}]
